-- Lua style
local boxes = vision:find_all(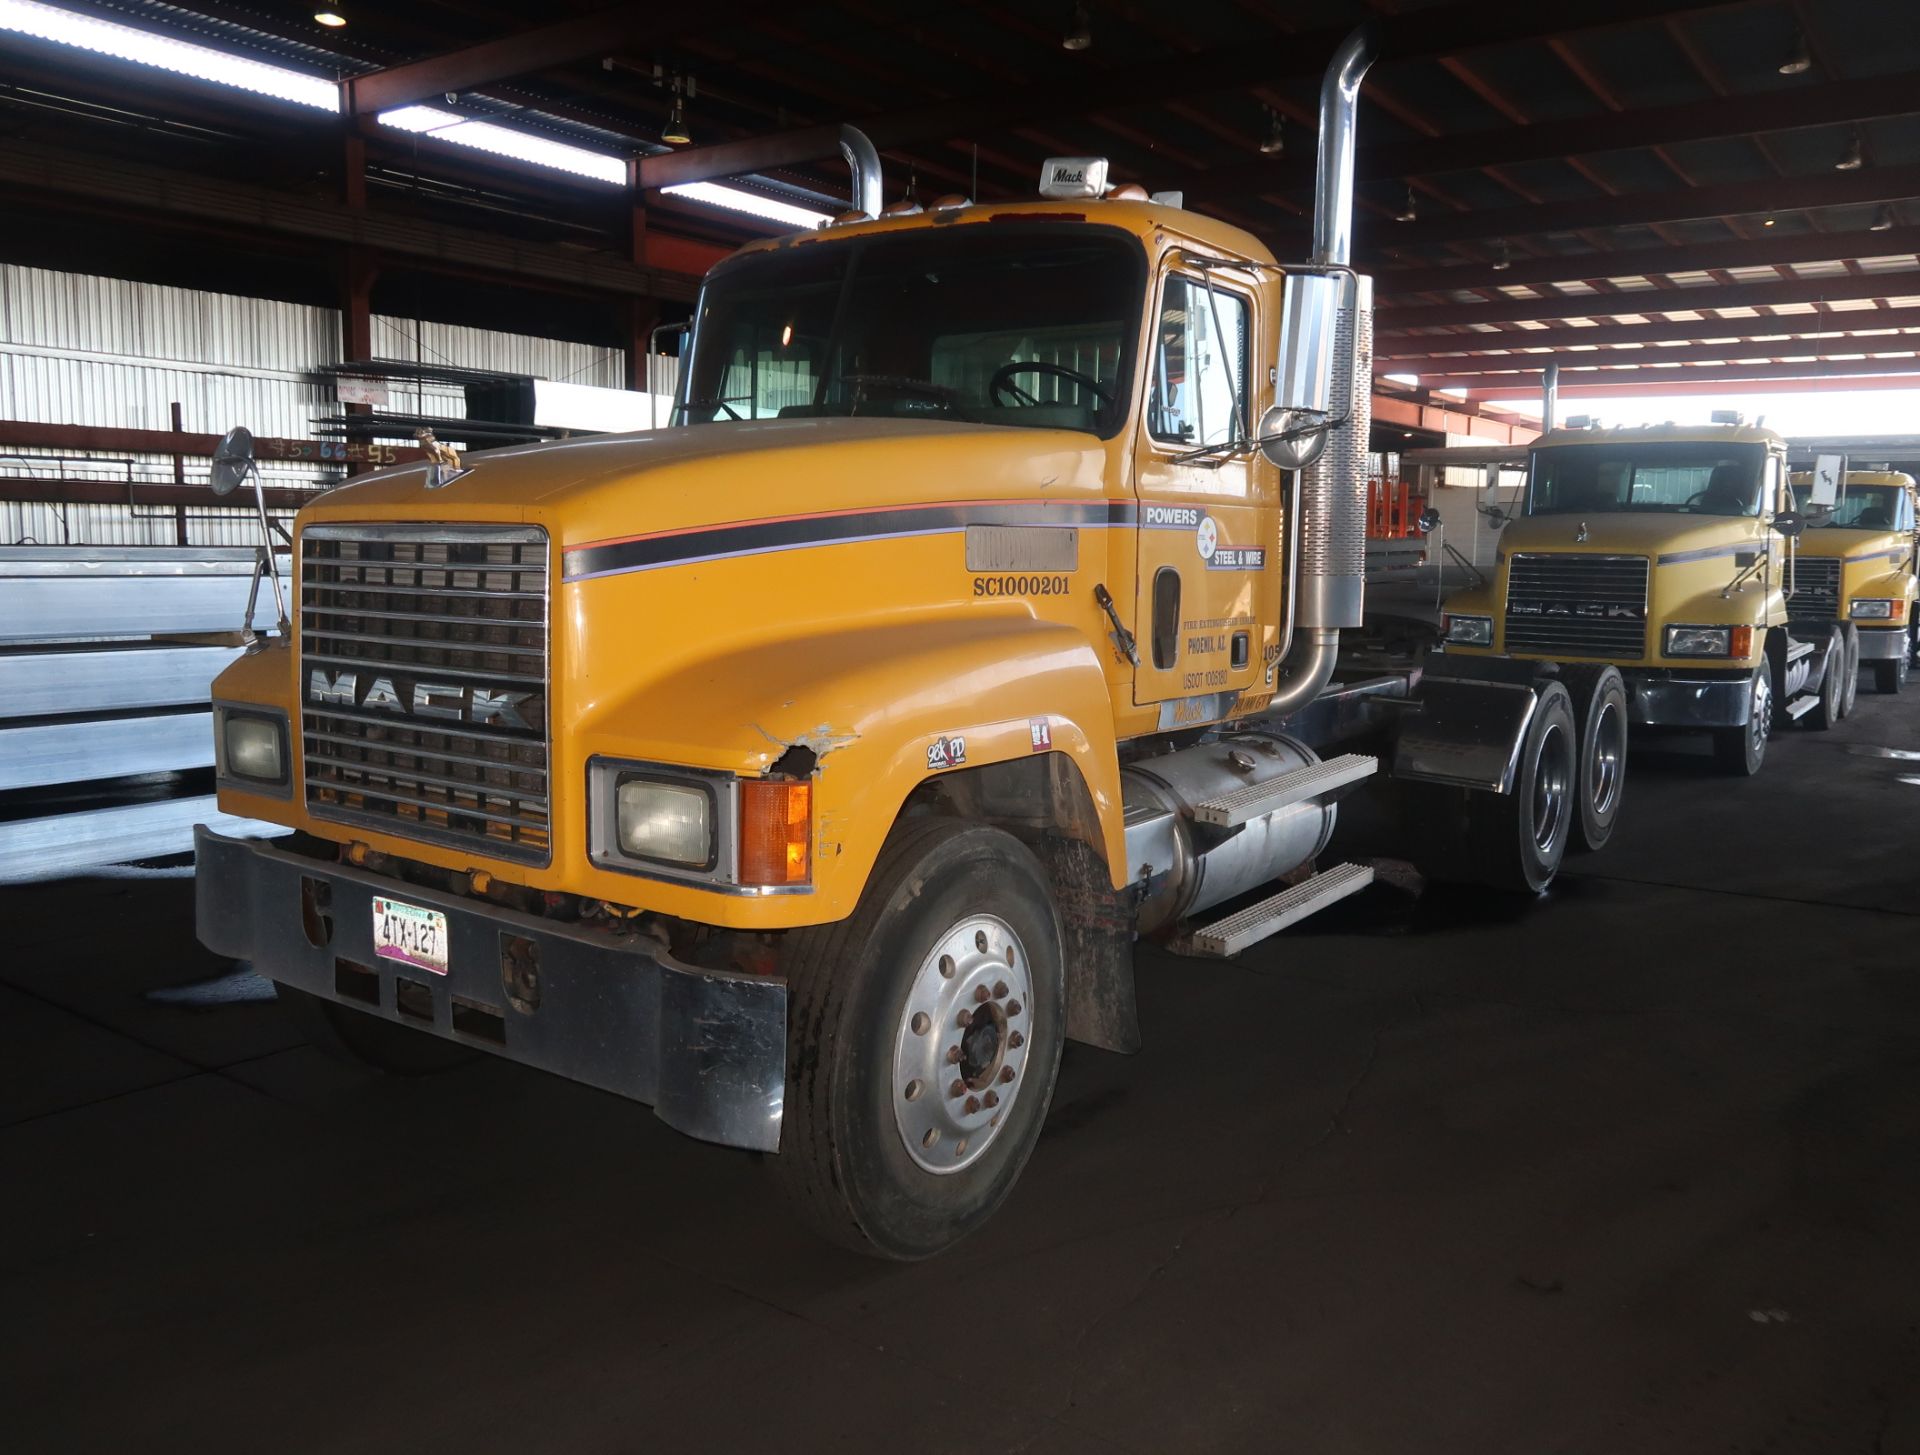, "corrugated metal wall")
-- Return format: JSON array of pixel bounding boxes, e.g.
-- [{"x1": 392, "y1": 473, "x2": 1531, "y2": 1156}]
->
[{"x1": 1, "y1": 264, "x2": 645, "y2": 545}]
